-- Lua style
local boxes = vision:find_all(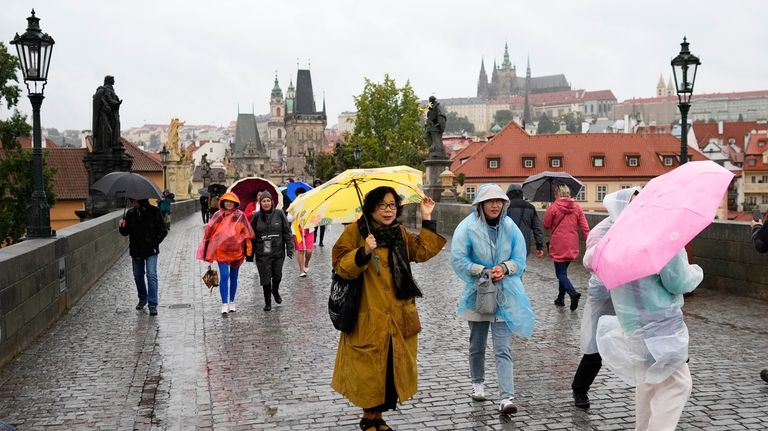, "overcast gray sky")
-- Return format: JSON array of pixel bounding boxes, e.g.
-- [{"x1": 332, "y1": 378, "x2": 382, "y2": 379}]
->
[{"x1": 2, "y1": 0, "x2": 766, "y2": 131}]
